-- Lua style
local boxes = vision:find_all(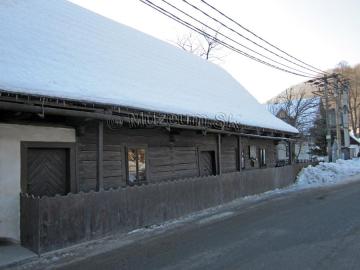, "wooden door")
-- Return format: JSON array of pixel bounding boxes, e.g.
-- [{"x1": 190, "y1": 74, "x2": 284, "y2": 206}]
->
[
  {"x1": 199, "y1": 151, "x2": 216, "y2": 176},
  {"x1": 26, "y1": 148, "x2": 69, "y2": 197}
]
